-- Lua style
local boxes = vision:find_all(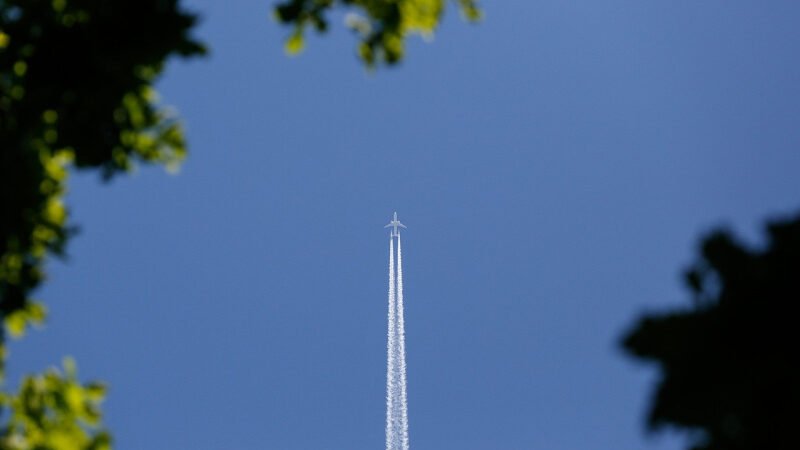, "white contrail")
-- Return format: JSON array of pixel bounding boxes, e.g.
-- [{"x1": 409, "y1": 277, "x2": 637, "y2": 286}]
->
[
  {"x1": 396, "y1": 235, "x2": 409, "y2": 450},
  {"x1": 386, "y1": 237, "x2": 397, "y2": 450},
  {"x1": 386, "y1": 233, "x2": 409, "y2": 450}
]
